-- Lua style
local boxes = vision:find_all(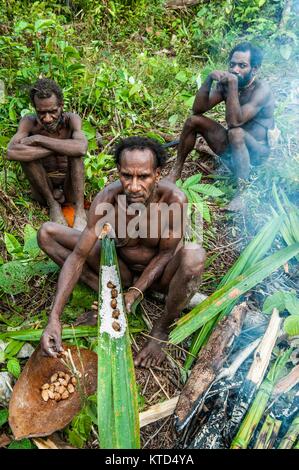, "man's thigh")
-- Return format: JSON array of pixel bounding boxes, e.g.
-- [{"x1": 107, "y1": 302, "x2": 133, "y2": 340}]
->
[
  {"x1": 149, "y1": 243, "x2": 184, "y2": 294},
  {"x1": 194, "y1": 115, "x2": 228, "y2": 156}
]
